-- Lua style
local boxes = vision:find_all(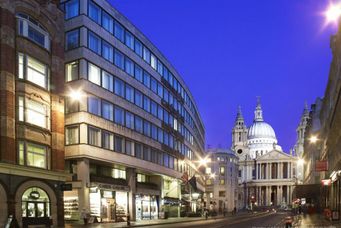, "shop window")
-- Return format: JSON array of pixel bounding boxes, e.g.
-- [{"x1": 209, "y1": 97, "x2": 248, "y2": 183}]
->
[
  {"x1": 18, "y1": 96, "x2": 50, "y2": 129},
  {"x1": 18, "y1": 53, "x2": 49, "y2": 90},
  {"x1": 22, "y1": 187, "x2": 50, "y2": 218},
  {"x1": 18, "y1": 141, "x2": 50, "y2": 169},
  {"x1": 65, "y1": 61, "x2": 79, "y2": 82},
  {"x1": 66, "y1": 125, "x2": 79, "y2": 145}
]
